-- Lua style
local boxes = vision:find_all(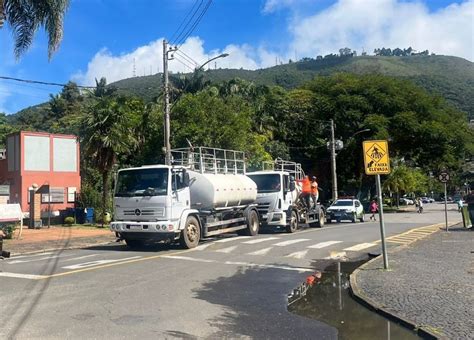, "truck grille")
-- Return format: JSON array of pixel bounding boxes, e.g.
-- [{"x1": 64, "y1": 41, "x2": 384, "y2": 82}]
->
[
  {"x1": 123, "y1": 208, "x2": 165, "y2": 218},
  {"x1": 257, "y1": 202, "x2": 271, "y2": 215}
]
